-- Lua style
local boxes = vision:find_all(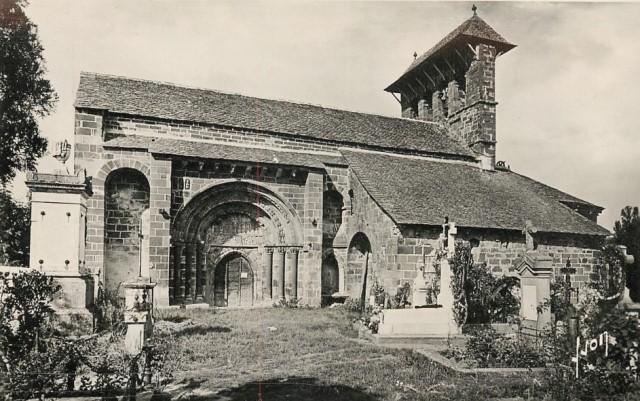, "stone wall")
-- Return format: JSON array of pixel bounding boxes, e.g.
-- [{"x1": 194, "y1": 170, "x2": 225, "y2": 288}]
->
[
  {"x1": 74, "y1": 110, "x2": 172, "y2": 305},
  {"x1": 338, "y1": 171, "x2": 604, "y2": 300},
  {"x1": 74, "y1": 108, "x2": 605, "y2": 308},
  {"x1": 104, "y1": 169, "x2": 149, "y2": 290}
]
